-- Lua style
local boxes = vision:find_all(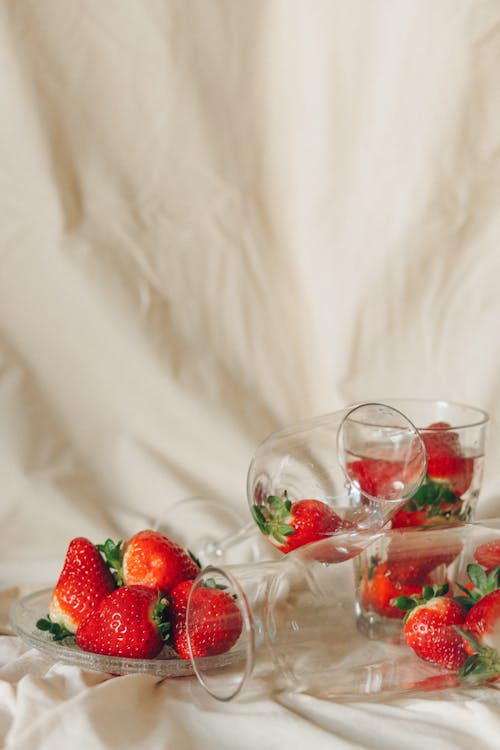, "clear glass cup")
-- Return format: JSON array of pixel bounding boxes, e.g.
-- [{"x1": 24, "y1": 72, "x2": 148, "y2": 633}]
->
[
  {"x1": 246, "y1": 402, "x2": 428, "y2": 555},
  {"x1": 185, "y1": 520, "x2": 500, "y2": 702},
  {"x1": 353, "y1": 399, "x2": 489, "y2": 640}
]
